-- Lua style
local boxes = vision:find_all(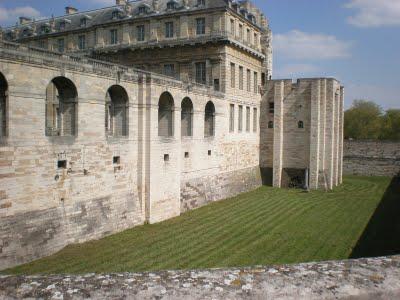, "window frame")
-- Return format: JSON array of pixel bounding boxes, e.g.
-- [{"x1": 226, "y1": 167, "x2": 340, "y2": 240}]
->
[
  {"x1": 196, "y1": 18, "x2": 206, "y2": 35},
  {"x1": 195, "y1": 62, "x2": 207, "y2": 84},
  {"x1": 137, "y1": 25, "x2": 145, "y2": 41},
  {"x1": 78, "y1": 35, "x2": 86, "y2": 50},
  {"x1": 110, "y1": 29, "x2": 118, "y2": 45},
  {"x1": 165, "y1": 21, "x2": 174, "y2": 38}
]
